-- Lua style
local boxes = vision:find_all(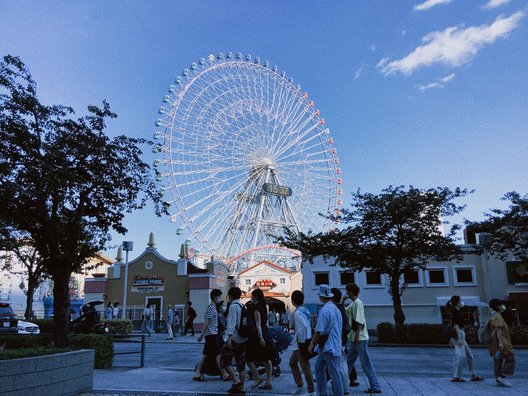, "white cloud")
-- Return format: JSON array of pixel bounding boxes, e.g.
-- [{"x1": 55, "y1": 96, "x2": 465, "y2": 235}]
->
[
  {"x1": 415, "y1": 73, "x2": 456, "y2": 90},
  {"x1": 413, "y1": 0, "x2": 453, "y2": 12},
  {"x1": 379, "y1": 11, "x2": 524, "y2": 76},
  {"x1": 482, "y1": 0, "x2": 511, "y2": 10},
  {"x1": 354, "y1": 66, "x2": 364, "y2": 80},
  {"x1": 368, "y1": 44, "x2": 376, "y2": 52}
]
